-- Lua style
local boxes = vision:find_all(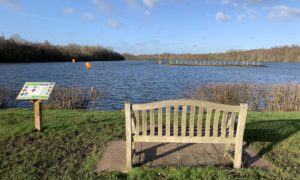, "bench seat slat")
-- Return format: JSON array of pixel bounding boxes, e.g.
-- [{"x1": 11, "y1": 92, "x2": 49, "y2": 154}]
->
[
  {"x1": 213, "y1": 109, "x2": 220, "y2": 137},
  {"x1": 174, "y1": 105, "x2": 179, "y2": 136},
  {"x1": 189, "y1": 105, "x2": 195, "y2": 137},
  {"x1": 132, "y1": 99, "x2": 240, "y2": 112},
  {"x1": 150, "y1": 109, "x2": 155, "y2": 136},
  {"x1": 166, "y1": 106, "x2": 171, "y2": 136},
  {"x1": 142, "y1": 110, "x2": 147, "y2": 136},
  {"x1": 181, "y1": 105, "x2": 187, "y2": 136},
  {"x1": 221, "y1": 112, "x2": 228, "y2": 137},
  {"x1": 229, "y1": 112, "x2": 237, "y2": 138},
  {"x1": 205, "y1": 108, "x2": 212, "y2": 137},
  {"x1": 134, "y1": 110, "x2": 140, "y2": 136},
  {"x1": 197, "y1": 107, "x2": 203, "y2": 137},
  {"x1": 134, "y1": 136, "x2": 236, "y2": 144},
  {"x1": 158, "y1": 108, "x2": 162, "y2": 136},
  {"x1": 134, "y1": 126, "x2": 236, "y2": 137}
]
